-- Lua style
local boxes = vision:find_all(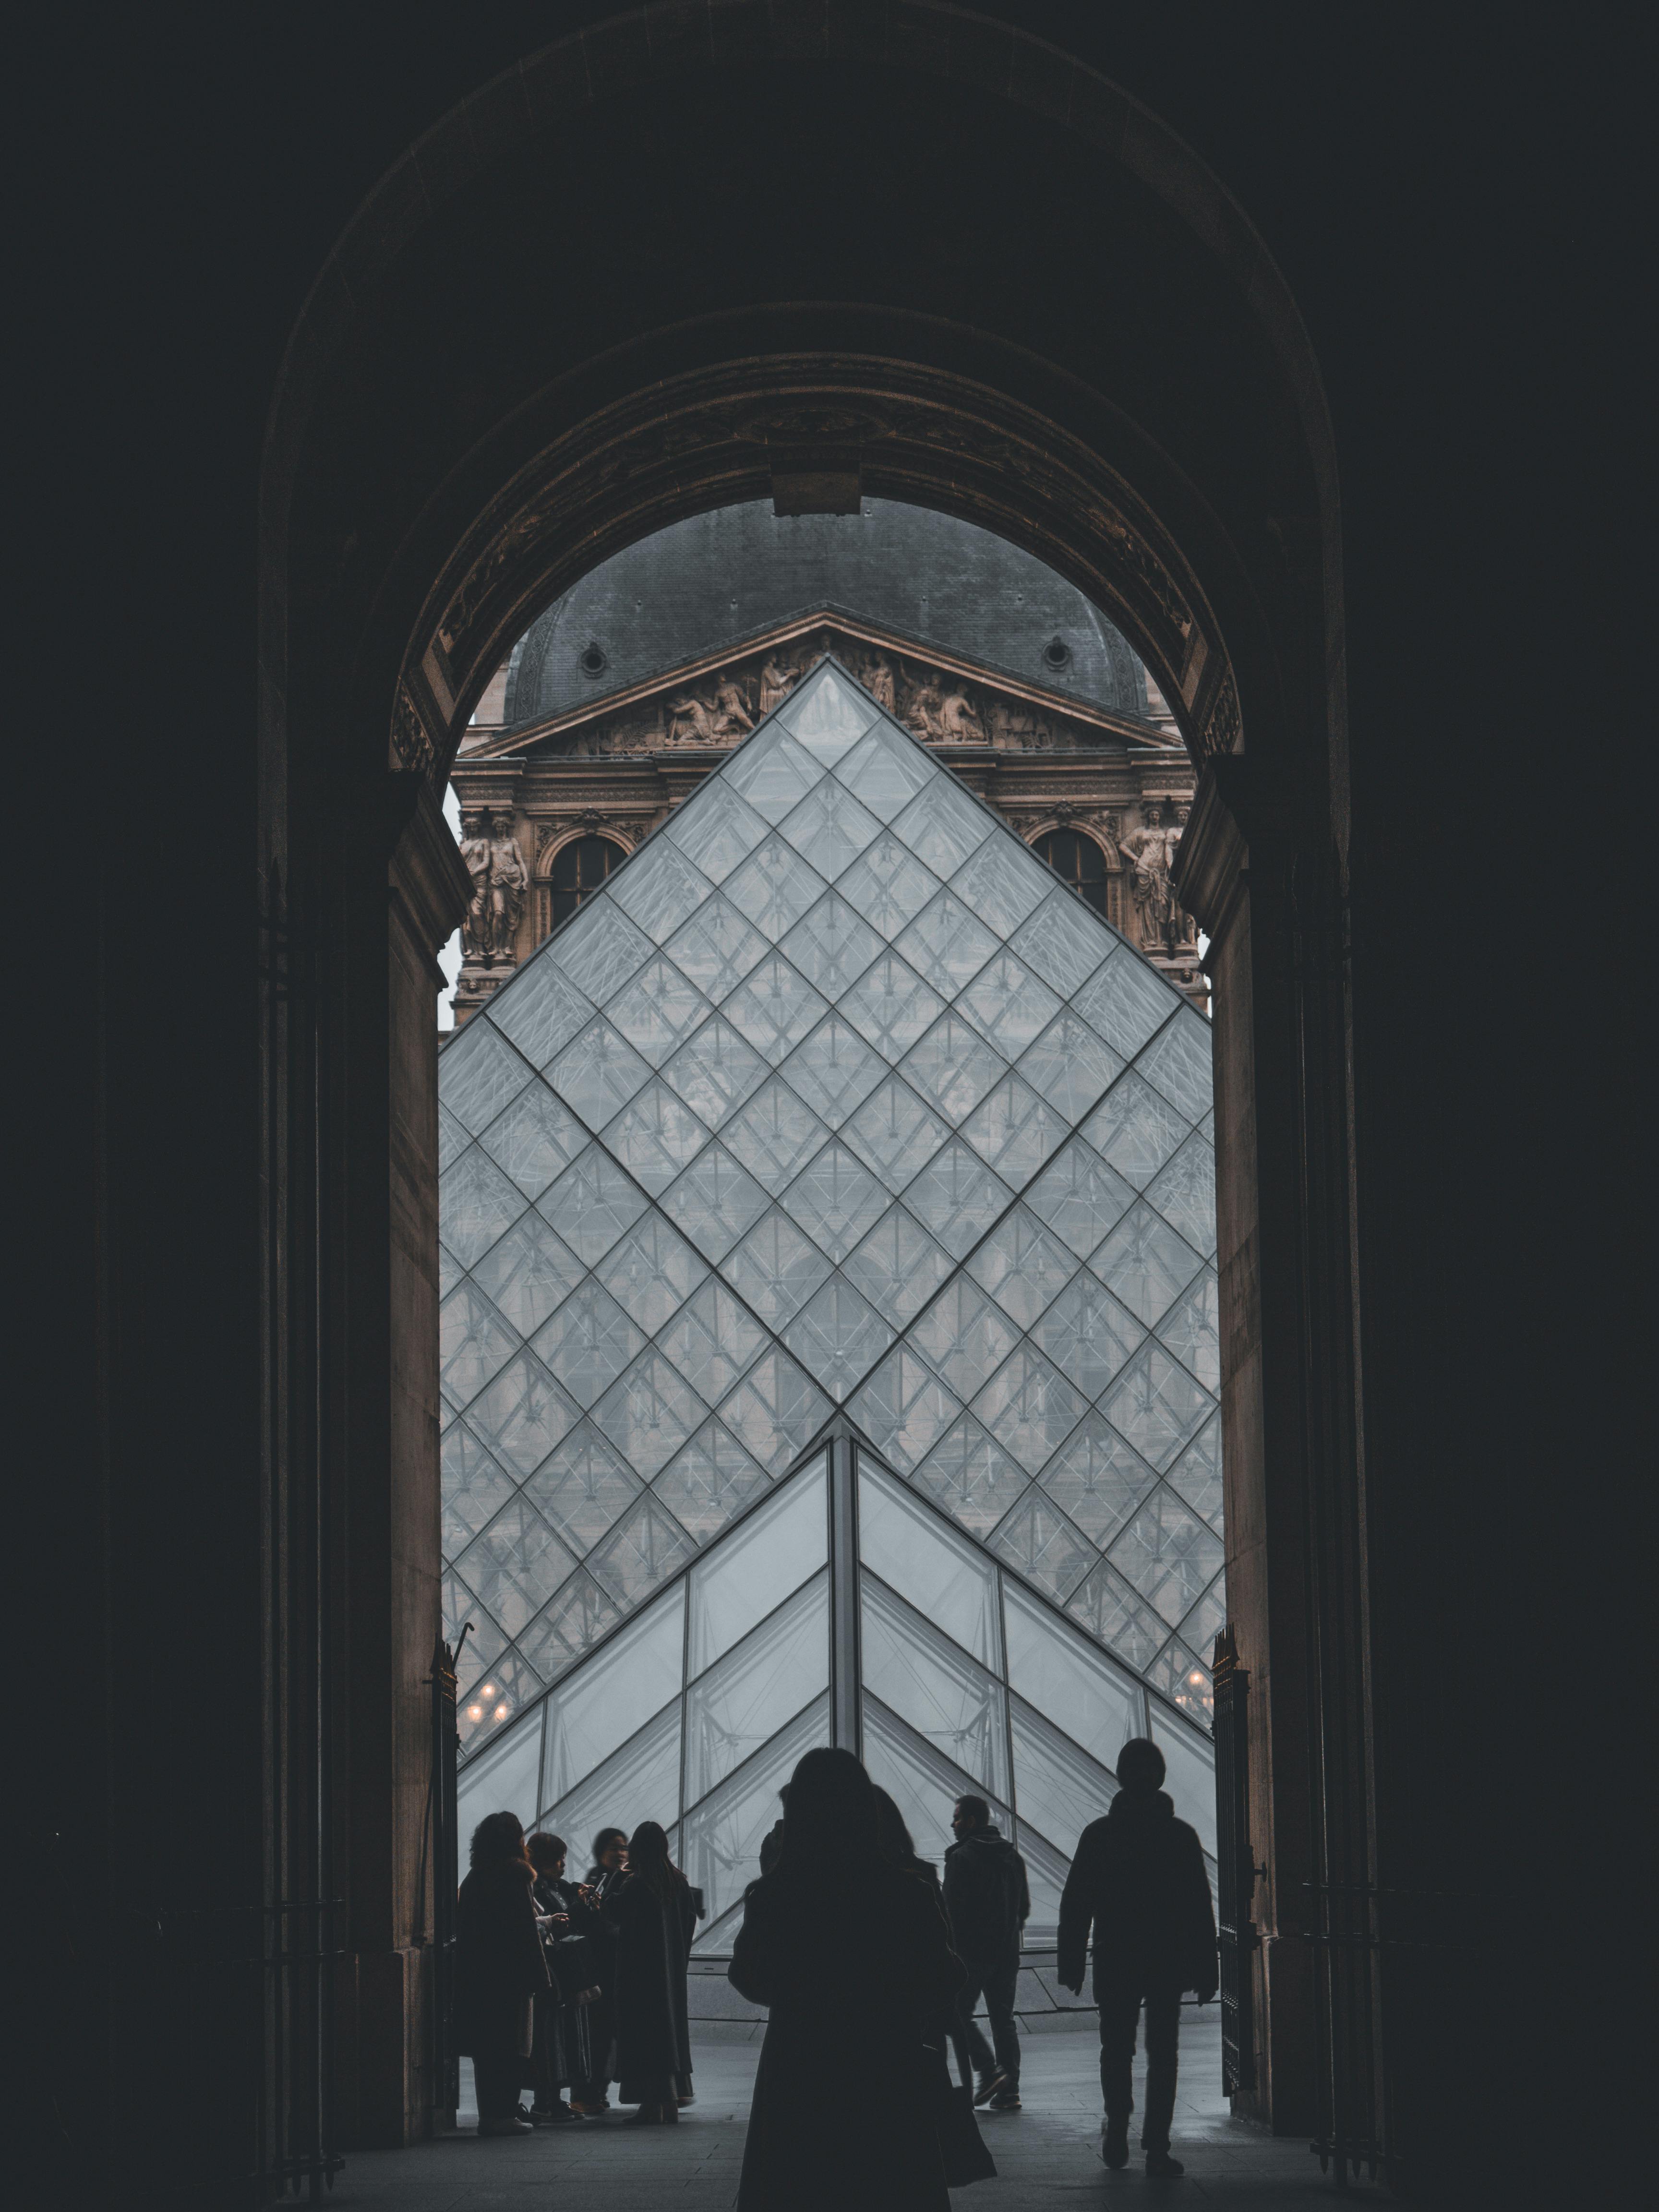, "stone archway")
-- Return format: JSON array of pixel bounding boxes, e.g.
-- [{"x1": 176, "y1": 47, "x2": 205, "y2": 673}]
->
[{"x1": 257, "y1": 2, "x2": 1365, "y2": 2180}]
